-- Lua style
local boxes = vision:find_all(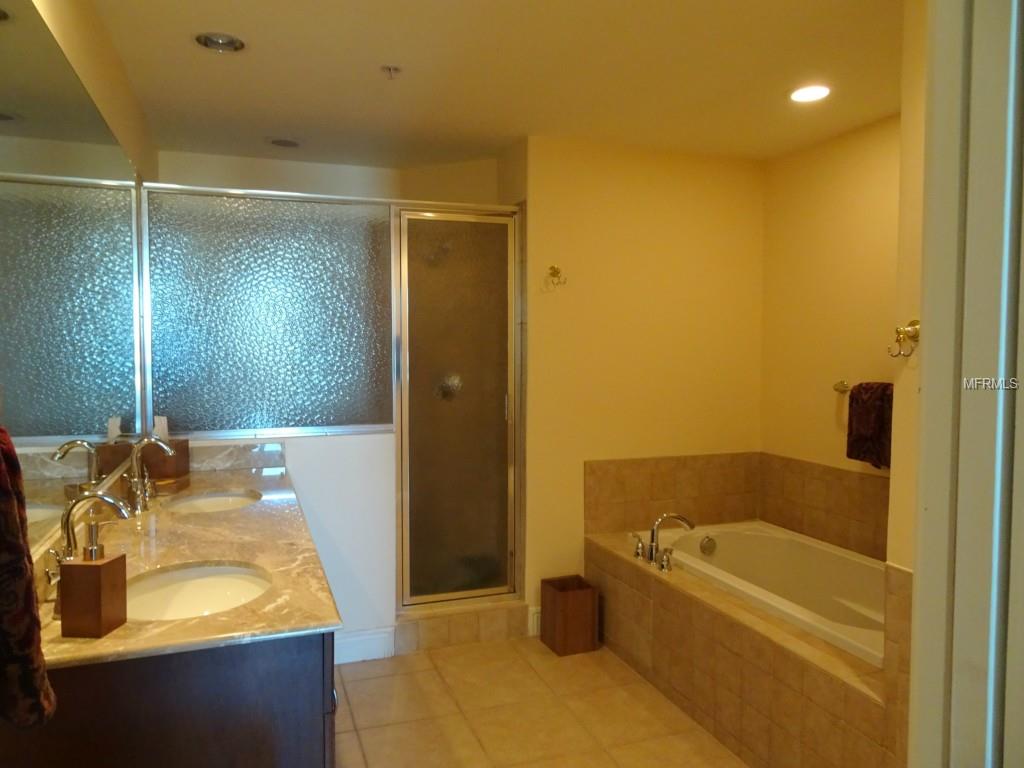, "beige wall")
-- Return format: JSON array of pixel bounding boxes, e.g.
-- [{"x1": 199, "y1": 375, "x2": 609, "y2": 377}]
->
[
  {"x1": 761, "y1": 117, "x2": 901, "y2": 477},
  {"x1": 497, "y1": 141, "x2": 528, "y2": 205},
  {"x1": 157, "y1": 150, "x2": 501, "y2": 204},
  {"x1": 522, "y1": 136, "x2": 765, "y2": 606},
  {"x1": 32, "y1": 0, "x2": 156, "y2": 178},
  {"x1": 0, "y1": 135, "x2": 133, "y2": 179},
  {"x1": 157, "y1": 150, "x2": 402, "y2": 198},
  {"x1": 887, "y1": 0, "x2": 926, "y2": 571},
  {"x1": 398, "y1": 157, "x2": 499, "y2": 204}
]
